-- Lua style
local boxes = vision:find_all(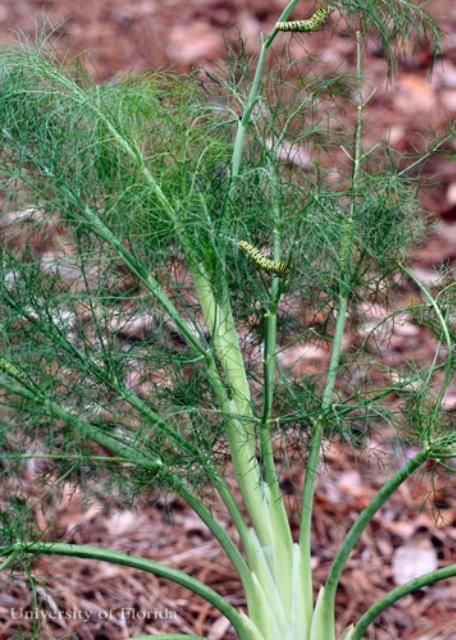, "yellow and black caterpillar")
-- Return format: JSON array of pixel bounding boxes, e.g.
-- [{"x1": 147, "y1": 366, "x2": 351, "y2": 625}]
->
[
  {"x1": 239, "y1": 241, "x2": 289, "y2": 277},
  {"x1": 0, "y1": 357, "x2": 29, "y2": 386},
  {"x1": 276, "y1": 6, "x2": 334, "y2": 33}
]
